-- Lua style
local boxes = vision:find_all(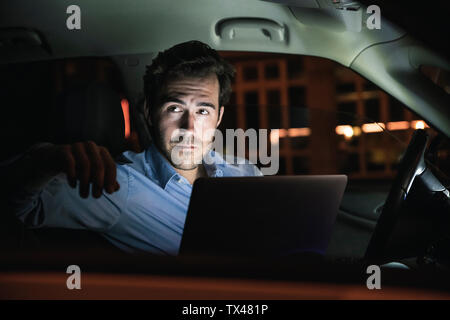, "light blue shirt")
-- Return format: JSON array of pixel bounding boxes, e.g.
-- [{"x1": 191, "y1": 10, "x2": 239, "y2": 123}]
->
[{"x1": 14, "y1": 143, "x2": 262, "y2": 255}]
